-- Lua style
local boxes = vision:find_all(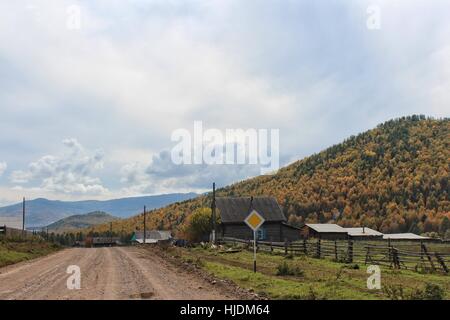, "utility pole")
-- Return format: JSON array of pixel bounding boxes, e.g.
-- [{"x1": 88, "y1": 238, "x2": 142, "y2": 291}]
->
[
  {"x1": 143, "y1": 206, "x2": 146, "y2": 244},
  {"x1": 22, "y1": 197, "x2": 25, "y2": 237},
  {"x1": 110, "y1": 222, "x2": 113, "y2": 246},
  {"x1": 211, "y1": 182, "x2": 216, "y2": 244}
]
